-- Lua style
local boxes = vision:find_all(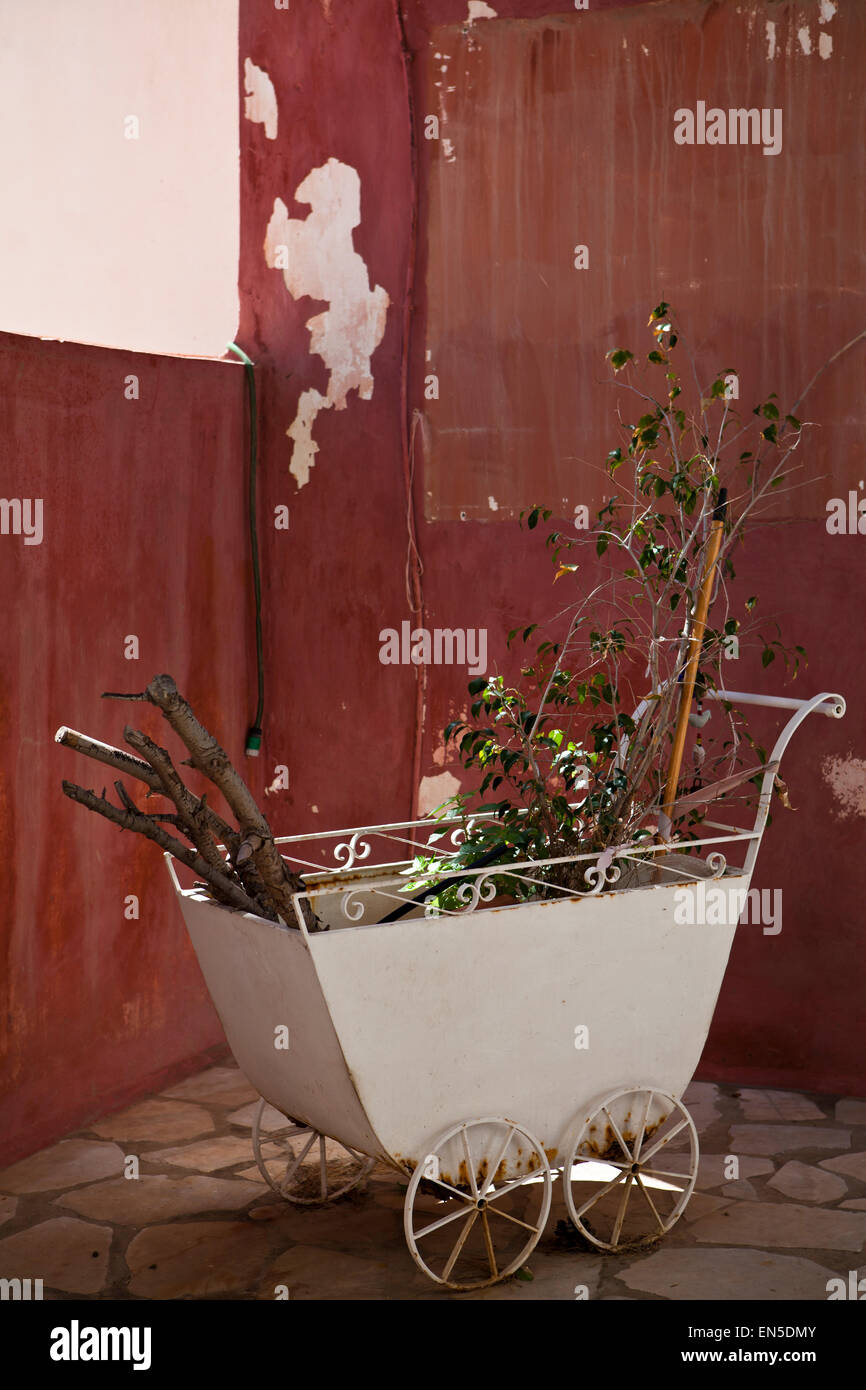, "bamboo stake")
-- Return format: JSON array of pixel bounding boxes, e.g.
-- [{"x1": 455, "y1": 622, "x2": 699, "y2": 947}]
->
[{"x1": 658, "y1": 489, "x2": 727, "y2": 840}]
